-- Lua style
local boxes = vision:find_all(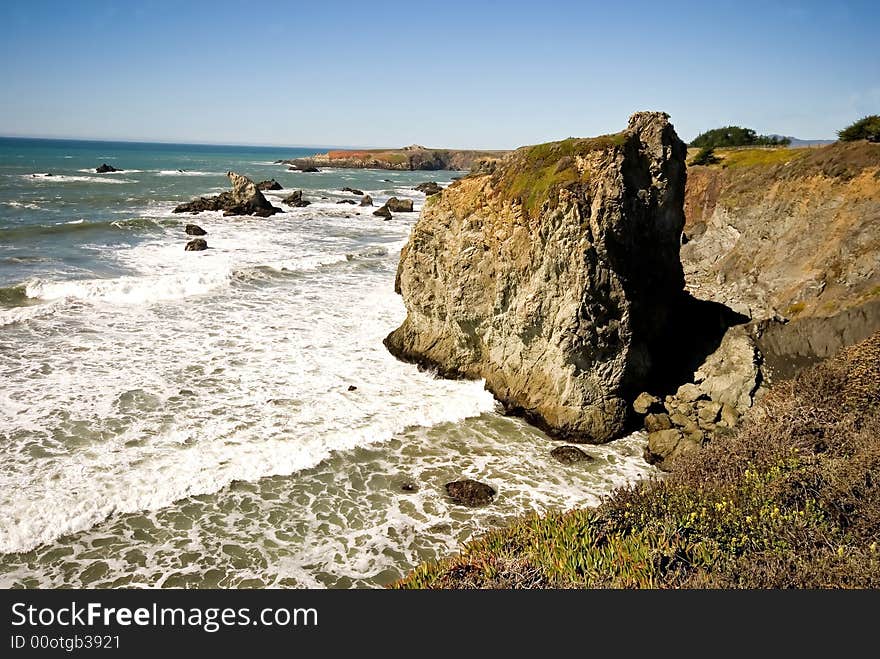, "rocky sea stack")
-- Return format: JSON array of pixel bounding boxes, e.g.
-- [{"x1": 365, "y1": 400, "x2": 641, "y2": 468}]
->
[
  {"x1": 385, "y1": 112, "x2": 688, "y2": 442},
  {"x1": 173, "y1": 172, "x2": 282, "y2": 217}
]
